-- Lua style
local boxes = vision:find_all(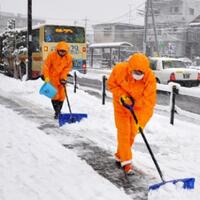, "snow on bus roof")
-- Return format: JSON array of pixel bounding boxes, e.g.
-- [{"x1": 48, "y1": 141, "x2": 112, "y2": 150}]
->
[
  {"x1": 0, "y1": 23, "x2": 85, "y2": 35},
  {"x1": 30, "y1": 23, "x2": 84, "y2": 29}
]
